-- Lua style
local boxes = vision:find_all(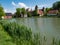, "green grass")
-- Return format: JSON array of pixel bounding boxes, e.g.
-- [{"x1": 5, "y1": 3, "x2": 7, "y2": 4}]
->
[
  {"x1": 0, "y1": 24, "x2": 16, "y2": 45},
  {"x1": 0, "y1": 21, "x2": 33, "y2": 45}
]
